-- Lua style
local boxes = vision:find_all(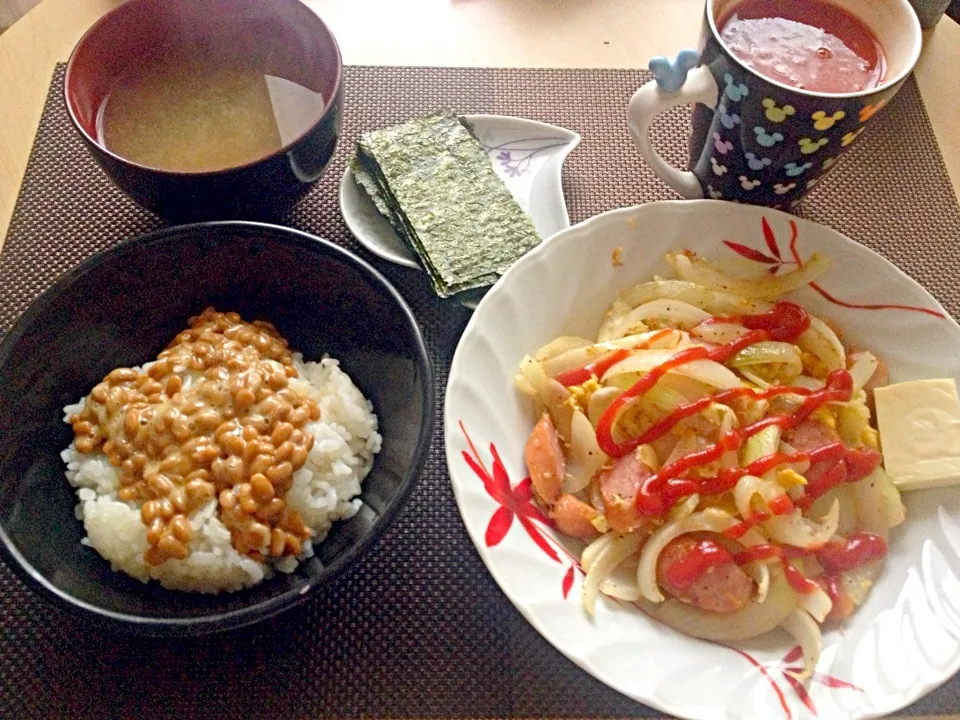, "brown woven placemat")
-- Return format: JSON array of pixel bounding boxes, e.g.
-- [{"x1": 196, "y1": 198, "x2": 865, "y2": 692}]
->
[{"x1": 0, "y1": 64, "x2": 959, "y2": 720}]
